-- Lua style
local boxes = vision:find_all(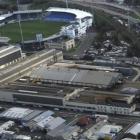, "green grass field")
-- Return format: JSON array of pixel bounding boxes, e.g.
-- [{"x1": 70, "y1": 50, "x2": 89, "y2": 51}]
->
[{"x1": 0, "y1": 20, "x2": 66, "y2": 43}]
